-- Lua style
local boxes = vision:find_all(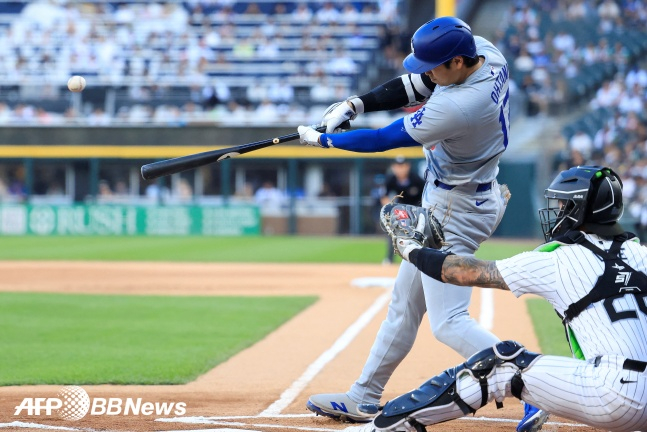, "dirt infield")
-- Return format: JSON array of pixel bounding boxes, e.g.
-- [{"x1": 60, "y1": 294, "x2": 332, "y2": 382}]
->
[{"x1": 0, "y1": 262, "x2": 598, "y2": 432}]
